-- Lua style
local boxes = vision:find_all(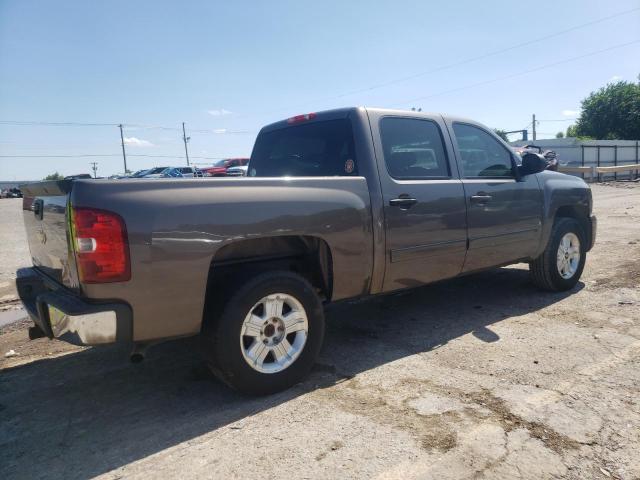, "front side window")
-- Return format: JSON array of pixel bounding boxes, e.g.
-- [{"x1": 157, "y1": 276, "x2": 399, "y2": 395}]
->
[
  {"x1": 380, "y1": 117, "x2": 450, "y2": 179},
  {"x1": 249, "y1": 119, "x2": 357, "y2": 177},
  {"x1": 452, "y1": 123, "x2": 514, "y2": 178}
]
